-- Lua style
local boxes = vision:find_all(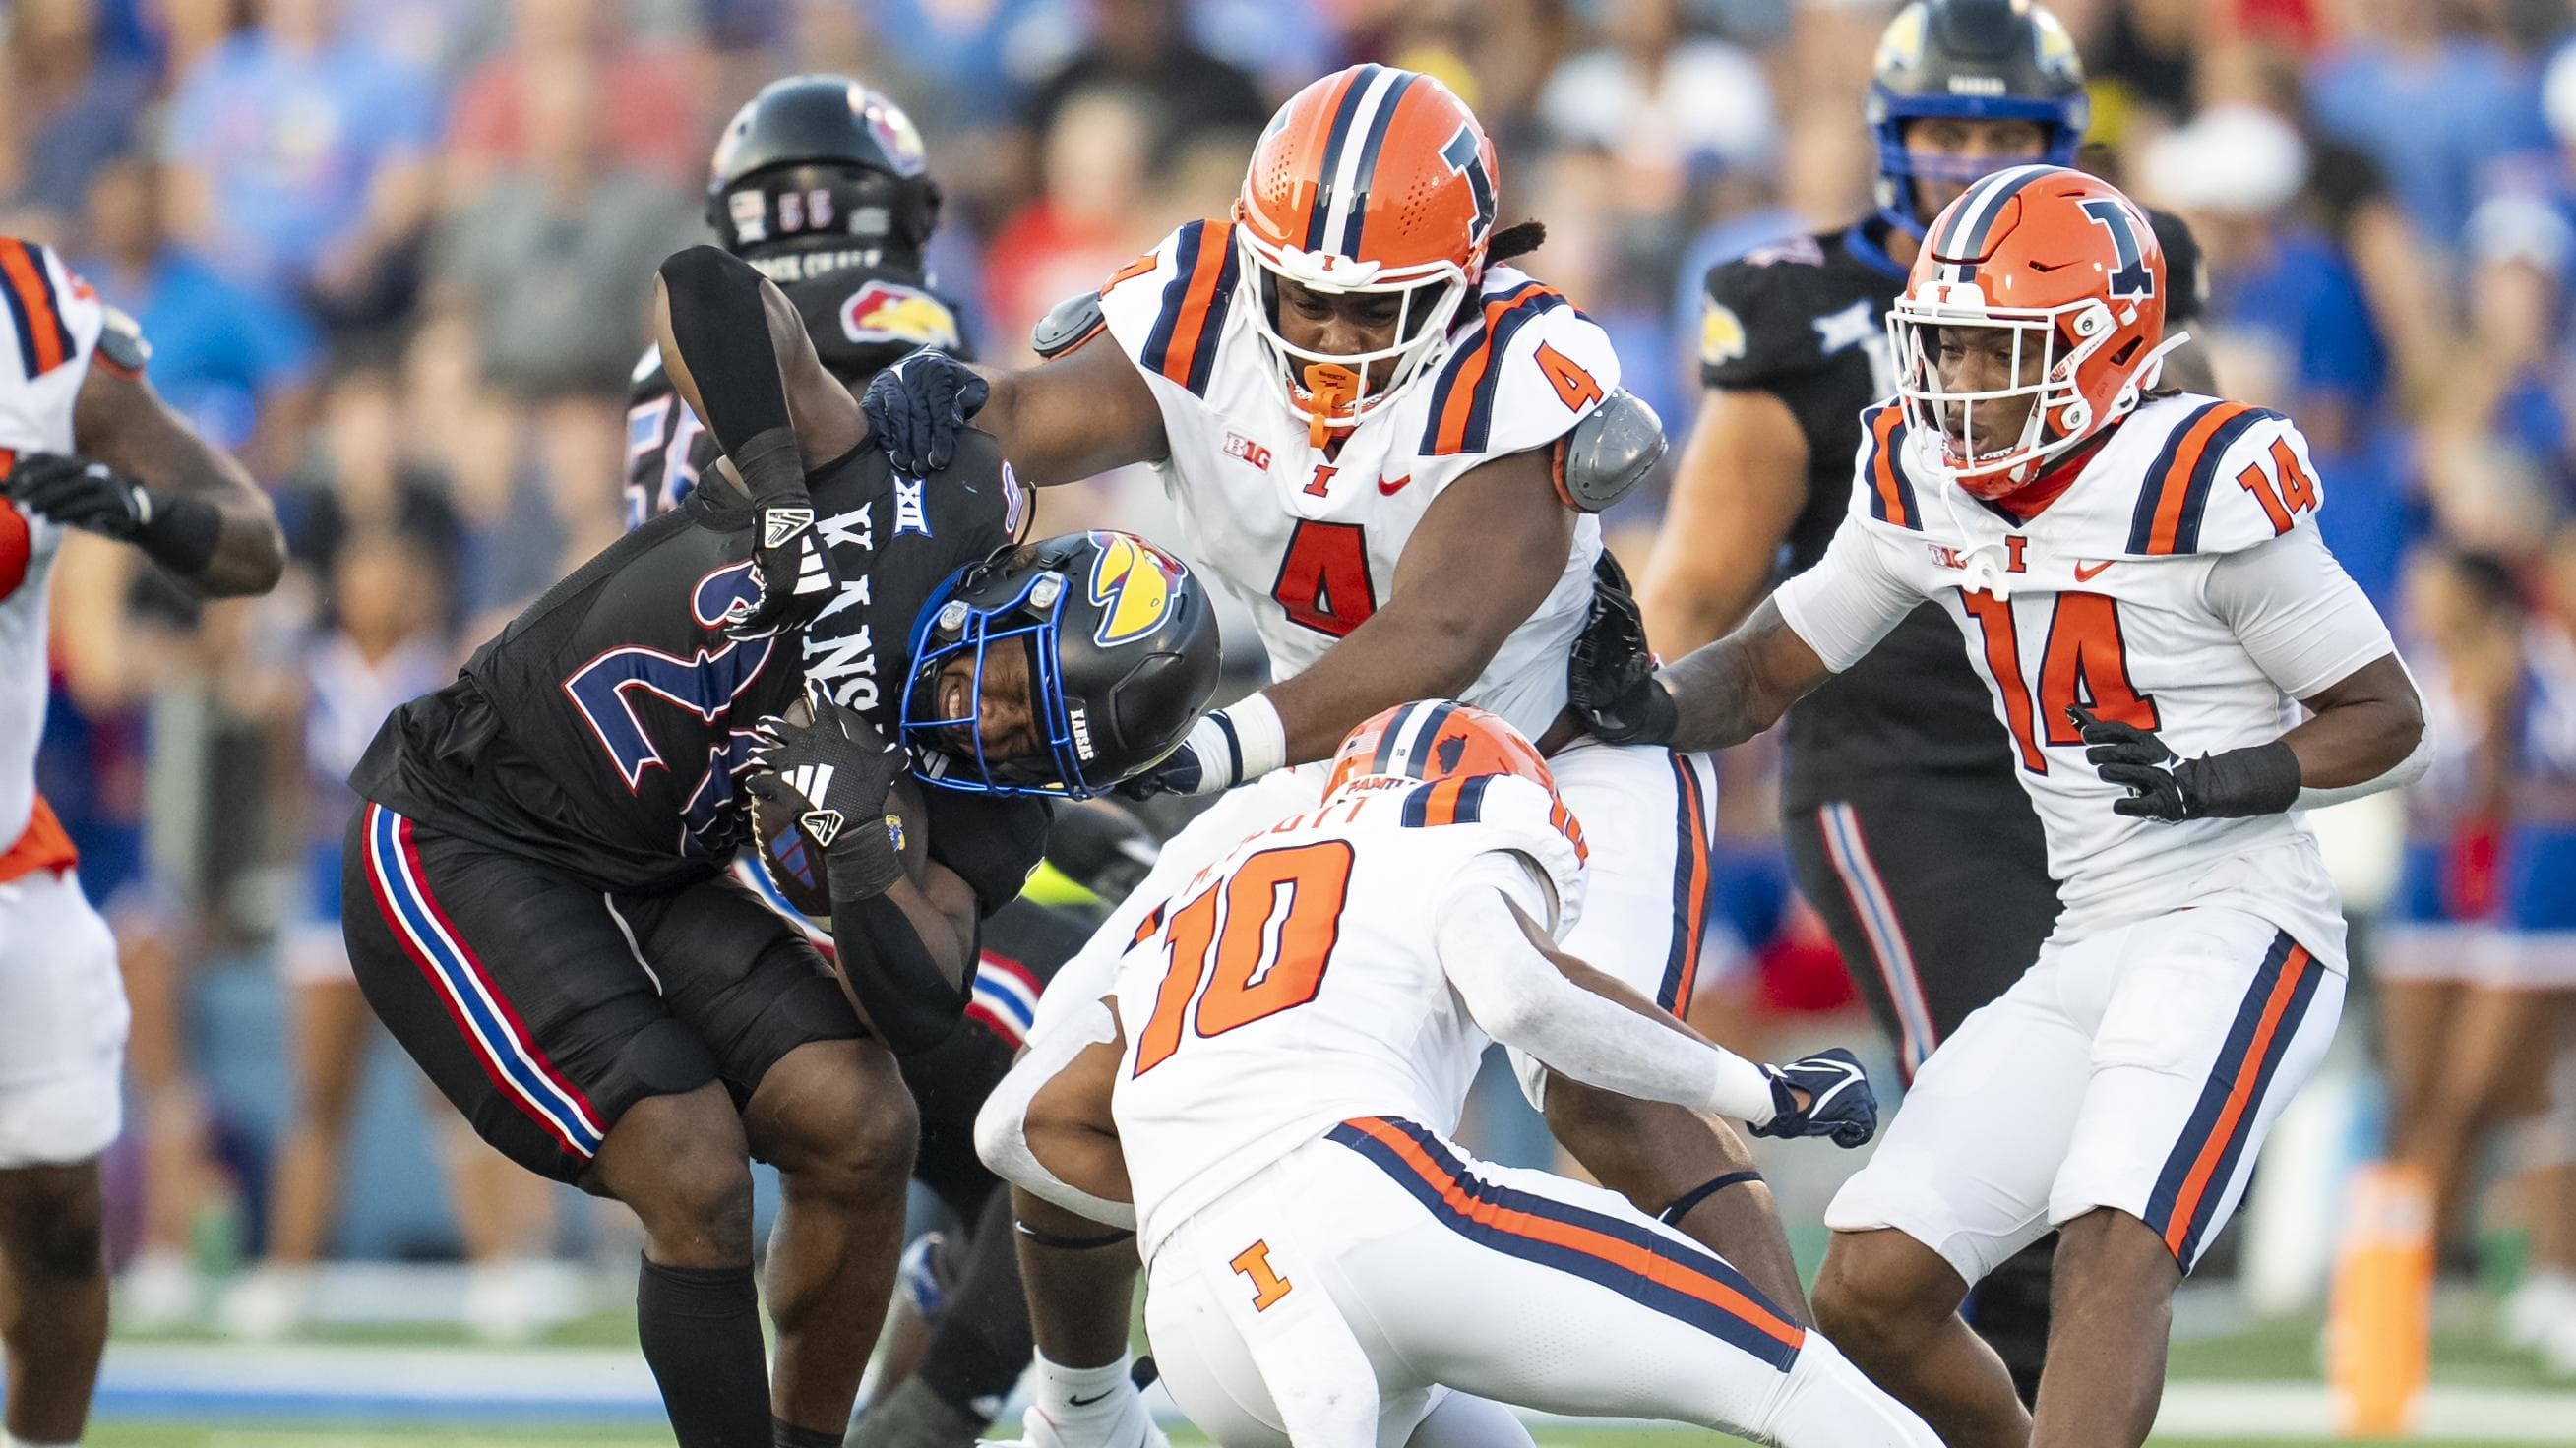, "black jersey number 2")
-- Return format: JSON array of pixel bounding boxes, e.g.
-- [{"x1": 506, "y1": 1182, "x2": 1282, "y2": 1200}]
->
[{"x1": 564, "y1": 636, "x2": 775, "y2": 853}]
